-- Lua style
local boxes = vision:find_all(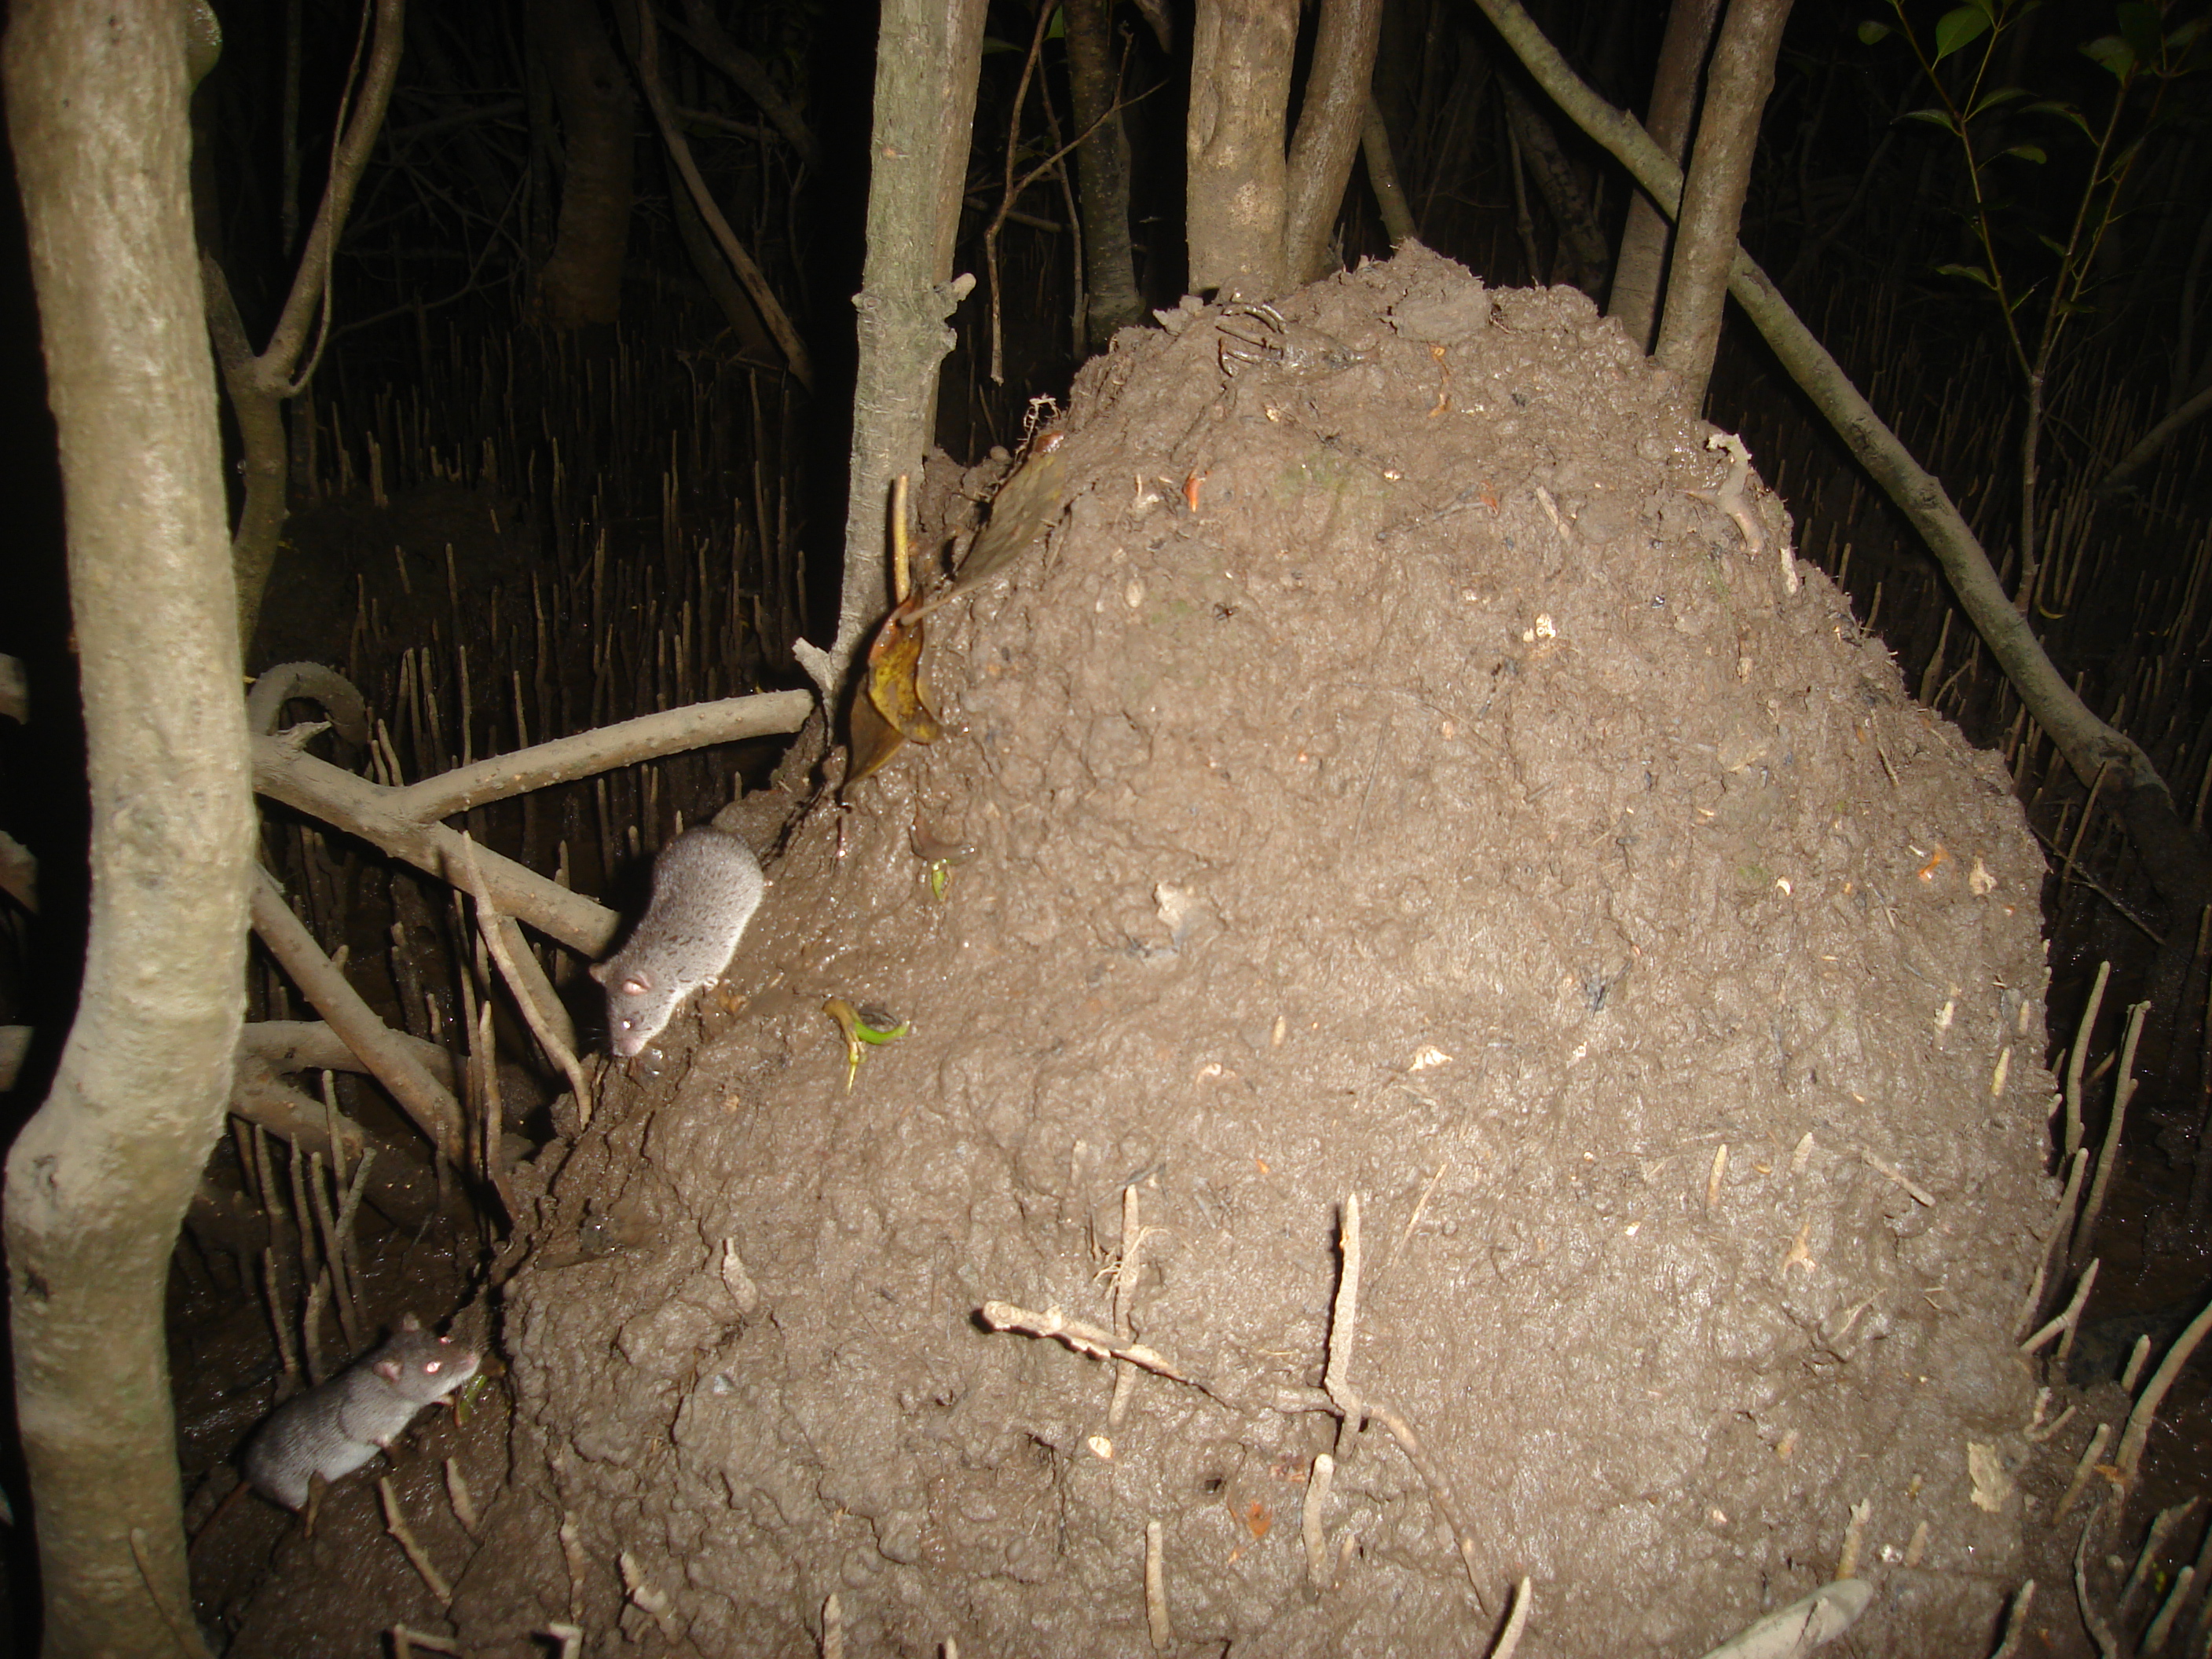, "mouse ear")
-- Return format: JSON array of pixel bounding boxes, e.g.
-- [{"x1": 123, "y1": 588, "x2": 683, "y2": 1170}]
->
[
  {"x1": 374, "y1": 1358, "x2": 404, "y2": 1383},
  {"x1": 589, "y1": 959, "x2": 612, "y2": 985},
  {"x1": 395, "y1": 1311, "x2": 422, "y2": 1332}
]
